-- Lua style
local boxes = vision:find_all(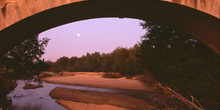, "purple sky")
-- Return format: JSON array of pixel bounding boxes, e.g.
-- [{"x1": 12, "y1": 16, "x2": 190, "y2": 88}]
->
[{"x1": 39, "y1": 18, "x2": 146, "y2": 61}]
